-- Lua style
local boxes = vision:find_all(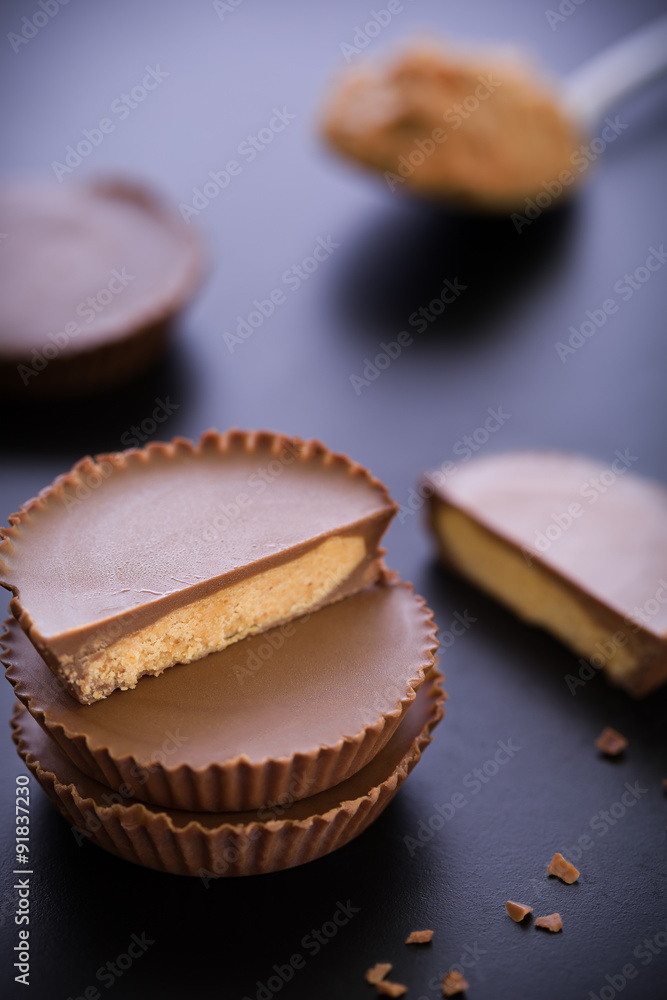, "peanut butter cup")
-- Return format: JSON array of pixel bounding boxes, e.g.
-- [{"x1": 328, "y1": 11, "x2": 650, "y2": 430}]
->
[
  {"x1": 0, "y1": 178, "x2": 203, "y2": 397},
  {"x1": 11, "y1": 669, "x2": 445, "y2": 877},
  {"x1": 1, "y1": 430, "x2": 396, "y2": 704},
  {"x1": 423, "y1": 450, "x2": 667, "y2": 696},
  {"x1": 3, "y1": 576, "x2": 437, "y2": 811}
]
